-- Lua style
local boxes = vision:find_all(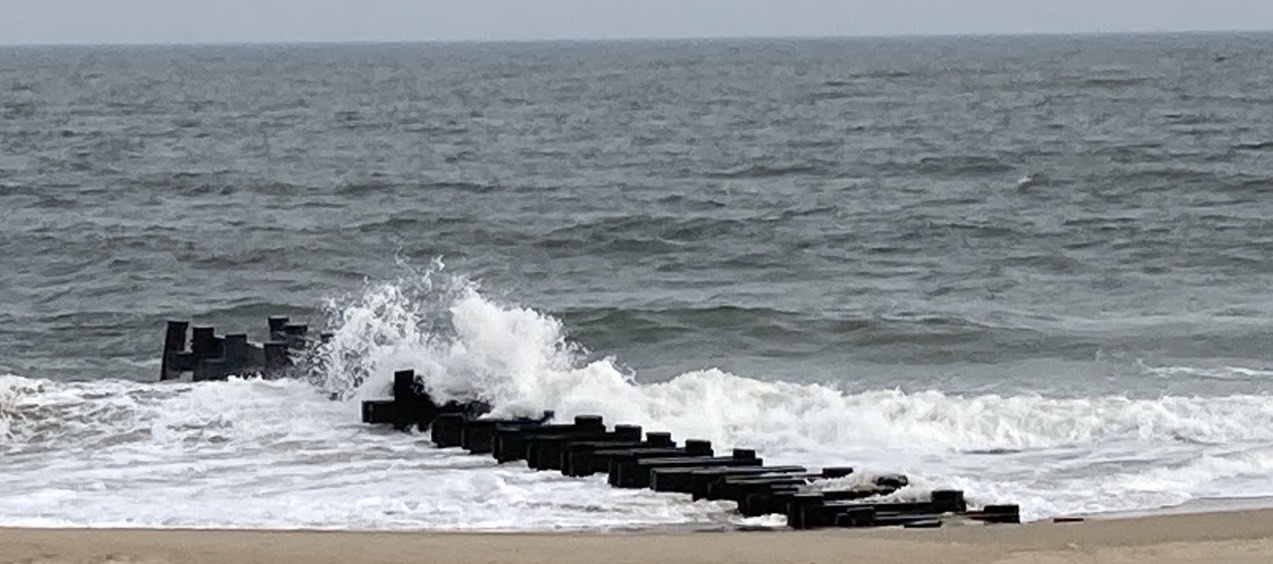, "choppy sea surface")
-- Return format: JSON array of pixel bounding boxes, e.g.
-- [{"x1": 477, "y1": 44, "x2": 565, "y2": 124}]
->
[{"x1": 3, "y1": 33, "x2": 1273, "y2": 529}]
